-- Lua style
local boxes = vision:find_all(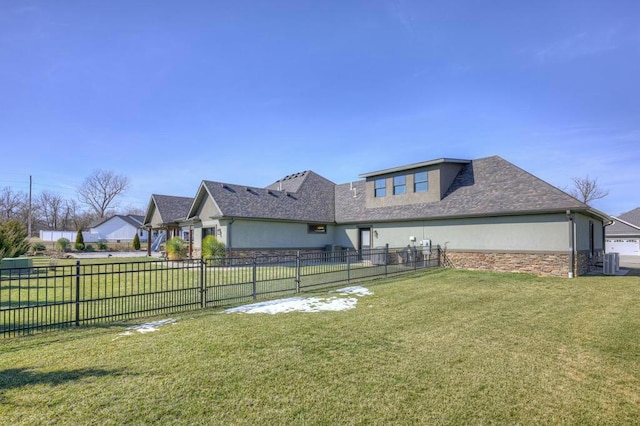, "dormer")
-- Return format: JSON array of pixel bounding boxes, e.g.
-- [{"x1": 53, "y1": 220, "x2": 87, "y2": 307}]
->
[{"x1": 358, "y1": 158, "x2": 470, "y2": 208}]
